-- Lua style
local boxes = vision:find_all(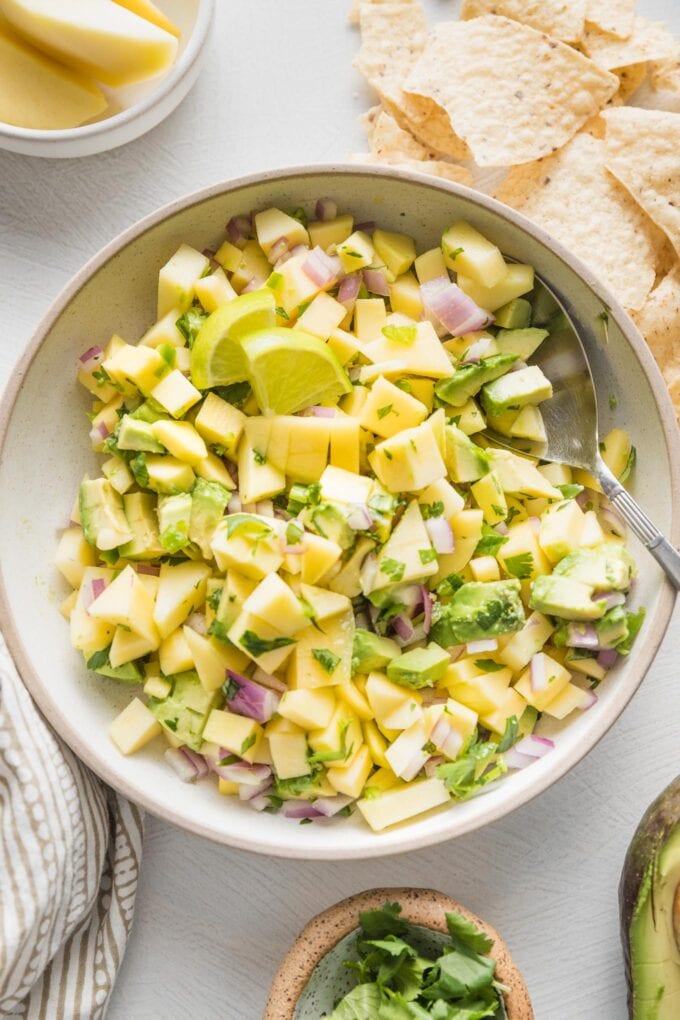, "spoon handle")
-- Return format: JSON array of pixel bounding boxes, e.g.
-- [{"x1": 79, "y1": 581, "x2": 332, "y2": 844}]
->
[{"x1": 599, "y1": 471, "x2": 680, "y2": 590}]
